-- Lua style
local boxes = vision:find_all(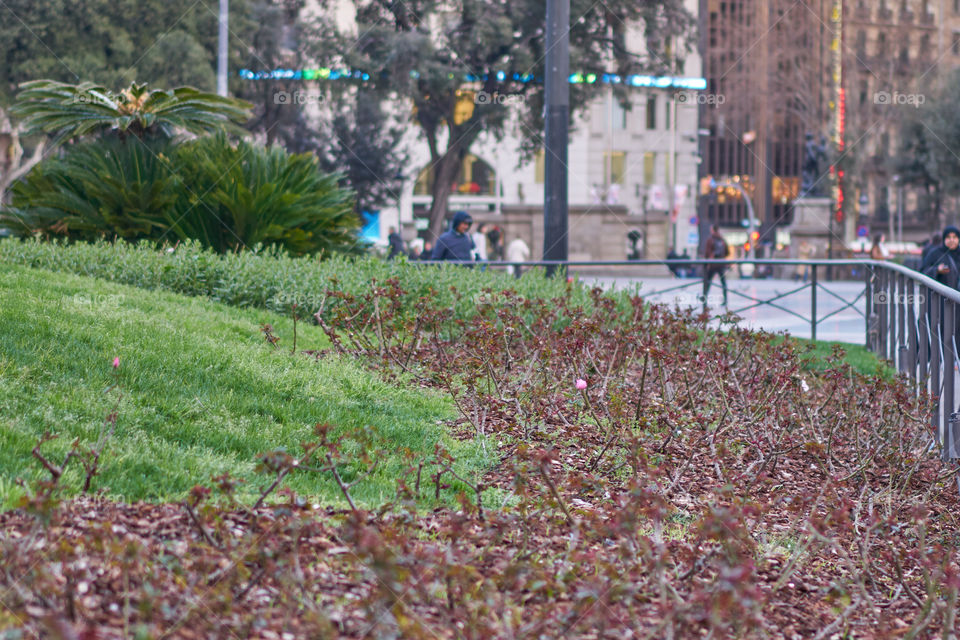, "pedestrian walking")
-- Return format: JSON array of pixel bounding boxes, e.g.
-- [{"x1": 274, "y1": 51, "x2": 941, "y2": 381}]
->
[
  {"x1": 920, "y1": 232, "x2": 941, "y2": 267},
  {"x1": 506, "y1": 237, "x2": 530, "y2": 278},
  {"x1": 431, "y1": 212, "x2": 475, "y2": 262},
  {"x1": 702, "y1": 225, "x2": 729, "y2": 307},
  {"x1": 472, "y1": 224, "x2": 489, "y2": 261},
  {"x1": 921, "y1": 226, "x2": 960, "y2": 288},
  {"x1": 387, "y1": 227, "x2": 405, "y2": 260},
  {"x1": 870, "y1": 233, "x2": 891, "y2": 261},
  {"x1": 795, "y1": 238, "x2": 815, "y2": 282},
  {"x1": 486, "y1": 225, "x2": 504, "y2": 260}
]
